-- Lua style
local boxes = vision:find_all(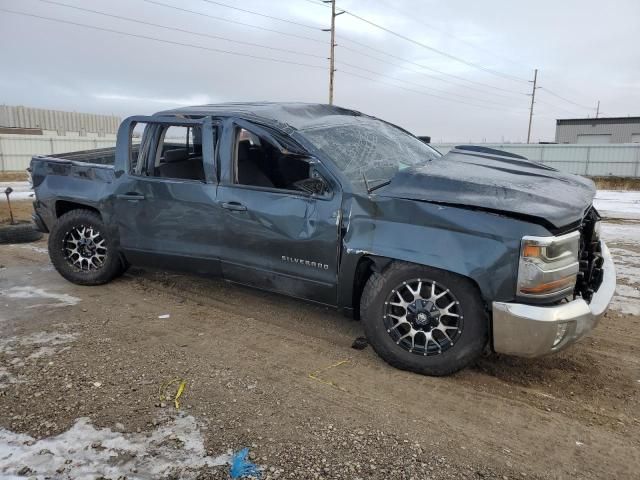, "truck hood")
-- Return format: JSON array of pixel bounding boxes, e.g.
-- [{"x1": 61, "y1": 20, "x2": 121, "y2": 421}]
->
[{"x1": 375, "y1": 146, "x2": 596, "y2": 229}]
